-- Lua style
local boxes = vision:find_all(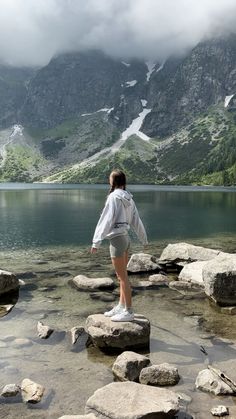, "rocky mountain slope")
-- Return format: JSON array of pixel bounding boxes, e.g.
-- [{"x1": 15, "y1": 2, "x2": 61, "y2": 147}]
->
[{"x1": 0, "y1": 35, "x2": 236, "y2": 185}]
